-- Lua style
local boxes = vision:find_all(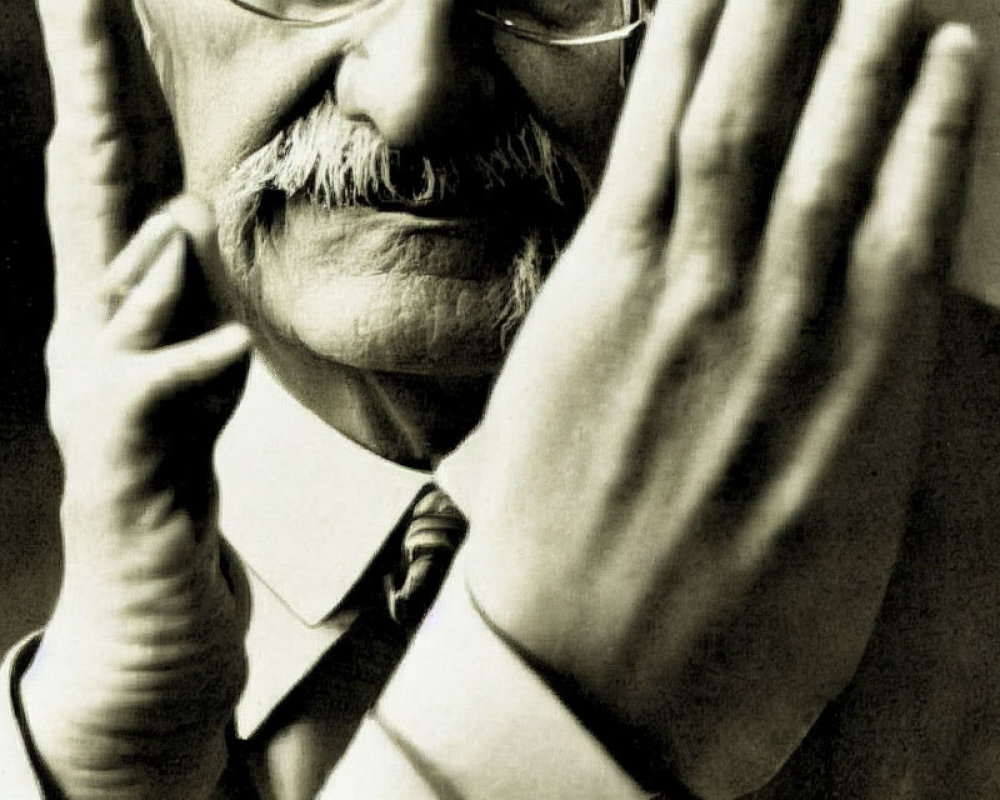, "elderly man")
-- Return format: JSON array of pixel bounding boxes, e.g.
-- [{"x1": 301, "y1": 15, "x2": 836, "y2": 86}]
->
[{"x1": 0, "y1": 0, "x2": 990, "y2": 797}]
